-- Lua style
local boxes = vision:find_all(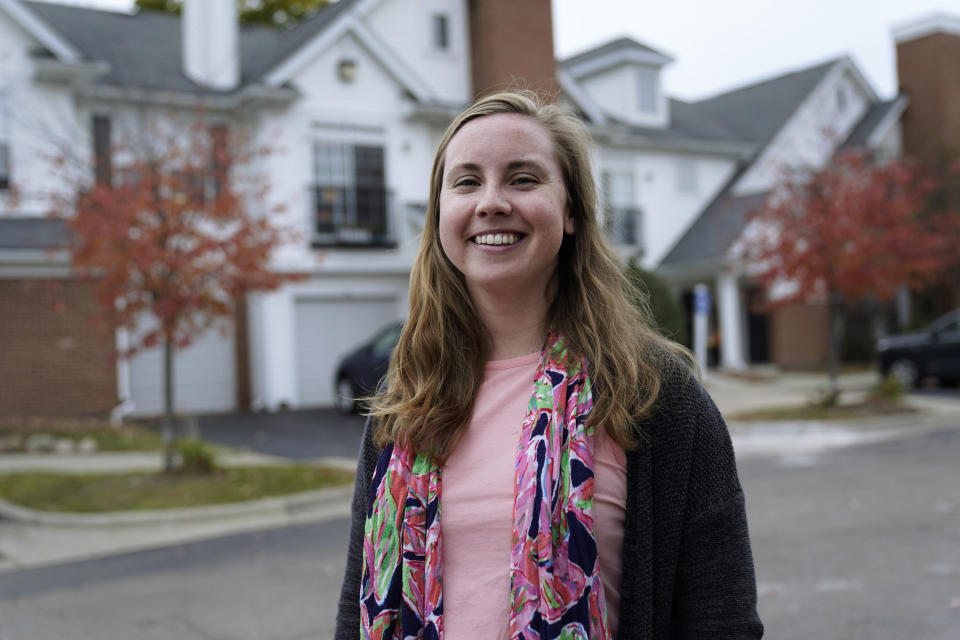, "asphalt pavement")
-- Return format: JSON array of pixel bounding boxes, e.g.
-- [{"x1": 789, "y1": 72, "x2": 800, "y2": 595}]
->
[{"x1": 0, "y1": 421, "x2": 958, "y2": 639}]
